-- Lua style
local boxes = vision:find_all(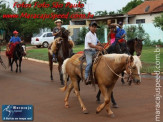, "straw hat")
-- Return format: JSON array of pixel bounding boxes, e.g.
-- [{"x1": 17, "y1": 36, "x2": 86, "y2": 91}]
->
[{"x1": 54, "y1": 19, "x2": 63, "y2": 24}]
